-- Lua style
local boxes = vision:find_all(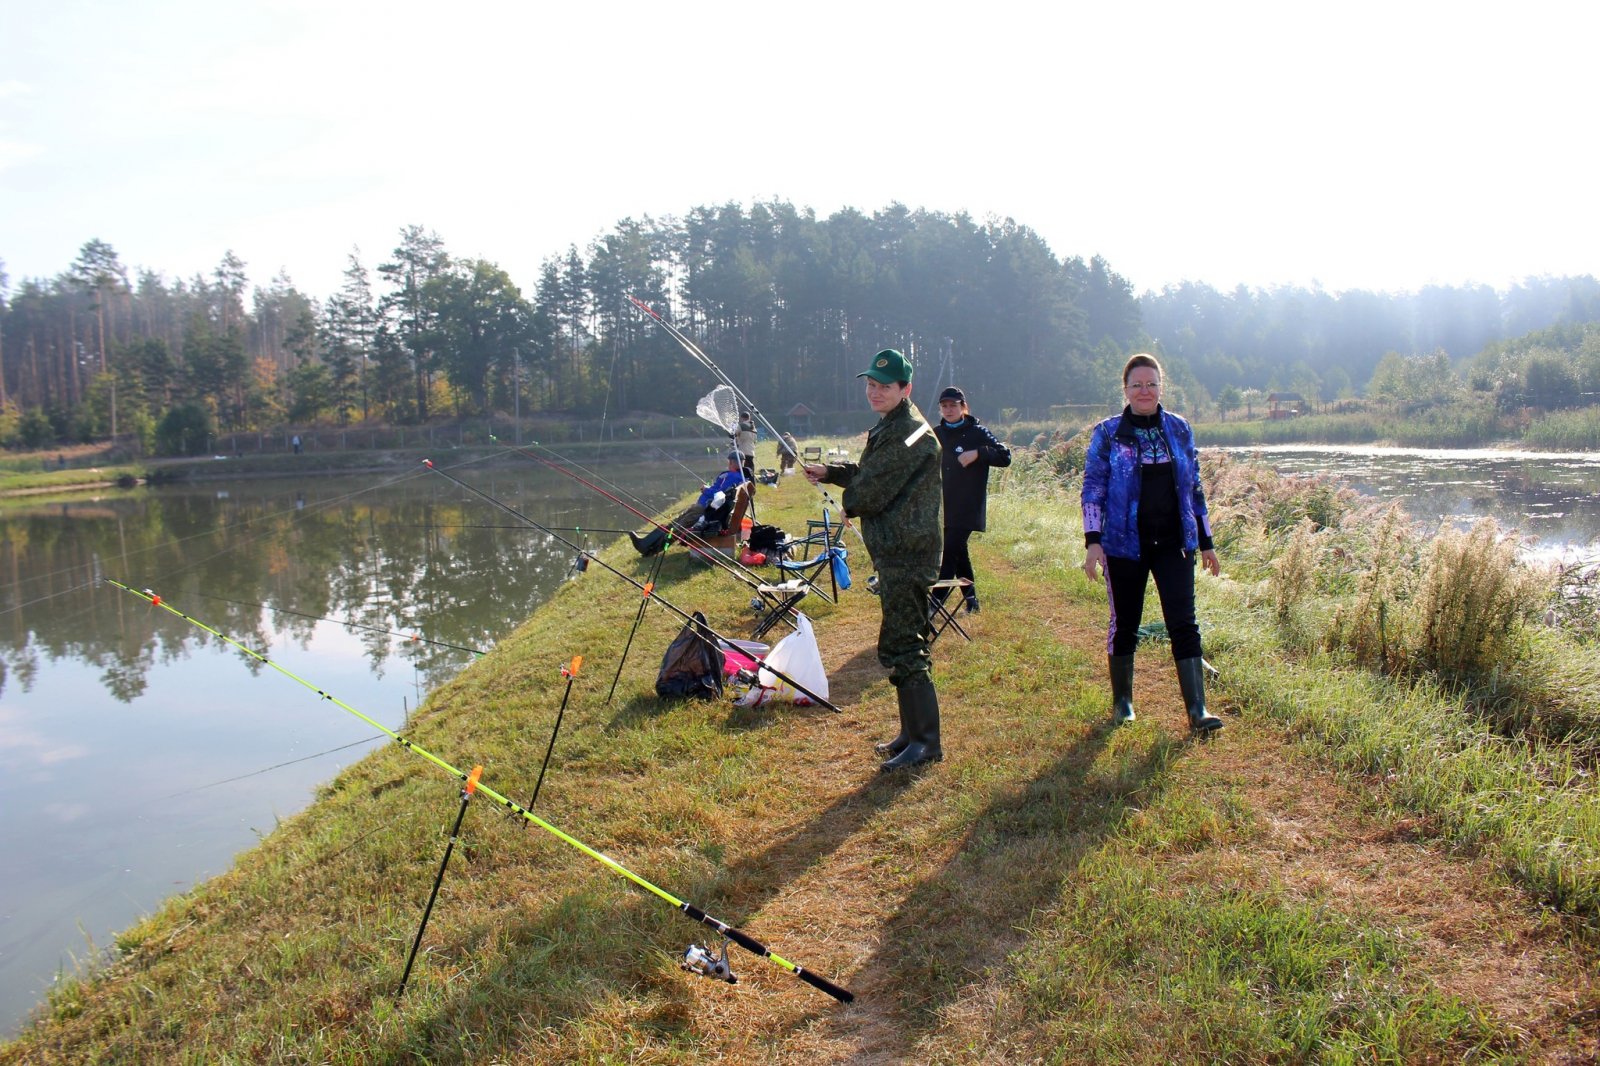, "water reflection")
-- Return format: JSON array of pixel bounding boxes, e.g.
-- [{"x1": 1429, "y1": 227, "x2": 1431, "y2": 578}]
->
[
  {"x1": 1224, "y1": 445, "x2": 1600, "y2": 552},
  {"x1": 0, "y1": 457, "x2": 687, "y2": 1034}
]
